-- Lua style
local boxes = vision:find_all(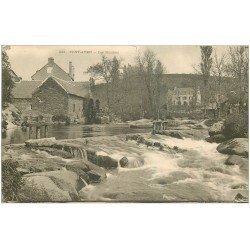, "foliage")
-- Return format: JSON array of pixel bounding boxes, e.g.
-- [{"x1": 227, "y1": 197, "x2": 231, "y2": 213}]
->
[
  {"x1": 85, "y1": 98, "x2": 96, "y2": 124},
  {"x1": 87, "y1": 56, "x2": 121, "y2": 121},
  {"x1": 222, "y1": 112, "x2": 248, "y2": 139},
  {"x1": 2, "y1": 49, "x2": 16, "y2": 104},
  {"x1": 2, "y1": 159, "x2": 23, "y2": 202},
  {"x1": 52, "y1": 114, "x2": 70, "y2": 125},
  {"x1": 2, "y1": 119, "x2": 8, "y2": 130}
]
